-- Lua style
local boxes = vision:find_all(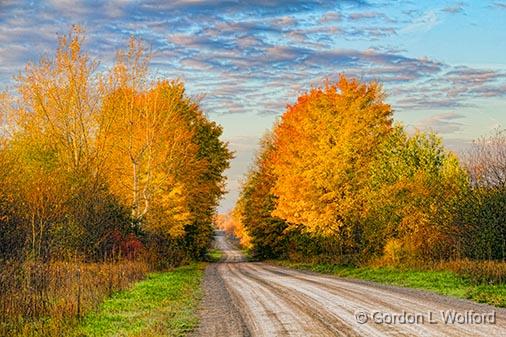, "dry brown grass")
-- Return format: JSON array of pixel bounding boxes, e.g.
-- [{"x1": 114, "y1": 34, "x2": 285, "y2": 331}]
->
[
  {"x1": 438, "y1": 259, "x2": 506, "y2": 285},
  {"x1": 0, "y1": 259, "x2": 148, "y2": 337}
]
